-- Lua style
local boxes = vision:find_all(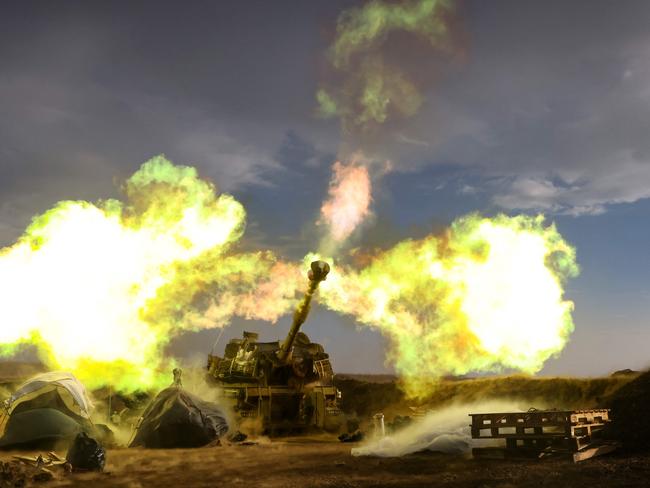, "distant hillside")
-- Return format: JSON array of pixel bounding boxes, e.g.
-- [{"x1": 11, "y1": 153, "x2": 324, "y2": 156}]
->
[
  {"x1": 335, "y1": 374, "x2": 397, "y2": 384},
  {"x1": 0, "y1": 362, "x2": 639, "y2": 427},
  {"x1": 0, "y1": 361, "x2": 46, "y2": 385},
  {"x1": 334, "y1": 374, "x2": 639, "y2": 419},
  {"x1": 604, "y1": 369, "x2": 650, "y2": 451}
]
